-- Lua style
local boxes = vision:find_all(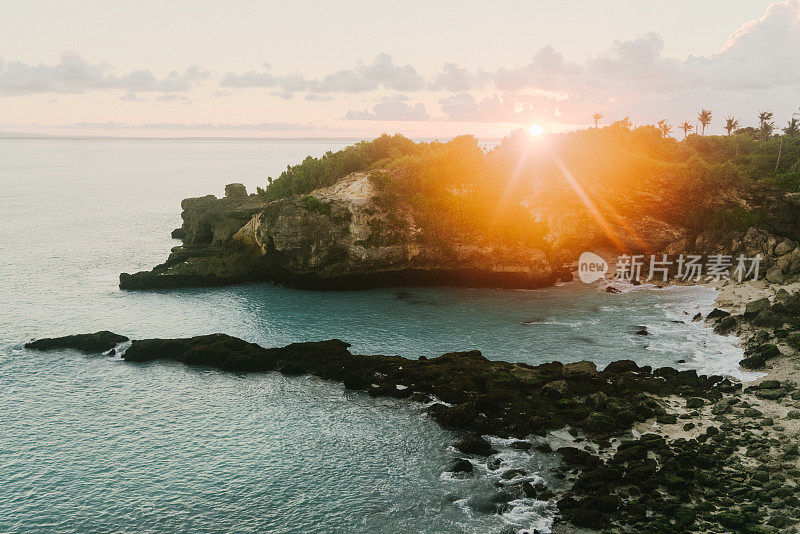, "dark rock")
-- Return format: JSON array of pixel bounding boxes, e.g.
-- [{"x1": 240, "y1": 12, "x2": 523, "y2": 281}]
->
[
  {"x1": 449, "y1": 458, "x2": 473, "y2": 473},
  {"x1": 714, "y1": 315, "x2": 738, "y2": 335},
  {"x1": 755, "y1": 389, "x2": 785, "y2": 400},
  {"x1": 605, "y1": 286, "x2": 621, "y2": 293},
  {"x1": 686, "y1": 397, "x2": 705, "y2": 409},
  {"x1": 455, "y1": 433, "x2": 495, "y2": 456},
  {"x1": 744, "y1": 298, "x2": 771, "y2": 317},
  {"x1": 602, "y1": 360, "x2": 639, "y2": 374},
  {"x1": 25, "y1": 331, "x2": 129, "y2": 353},
  {"x1": 707, "y1": 308, "x2": 731, "y2": 321},
  {"x1": 692, "y1": 312, "x2": 702, "y2": 322}
]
